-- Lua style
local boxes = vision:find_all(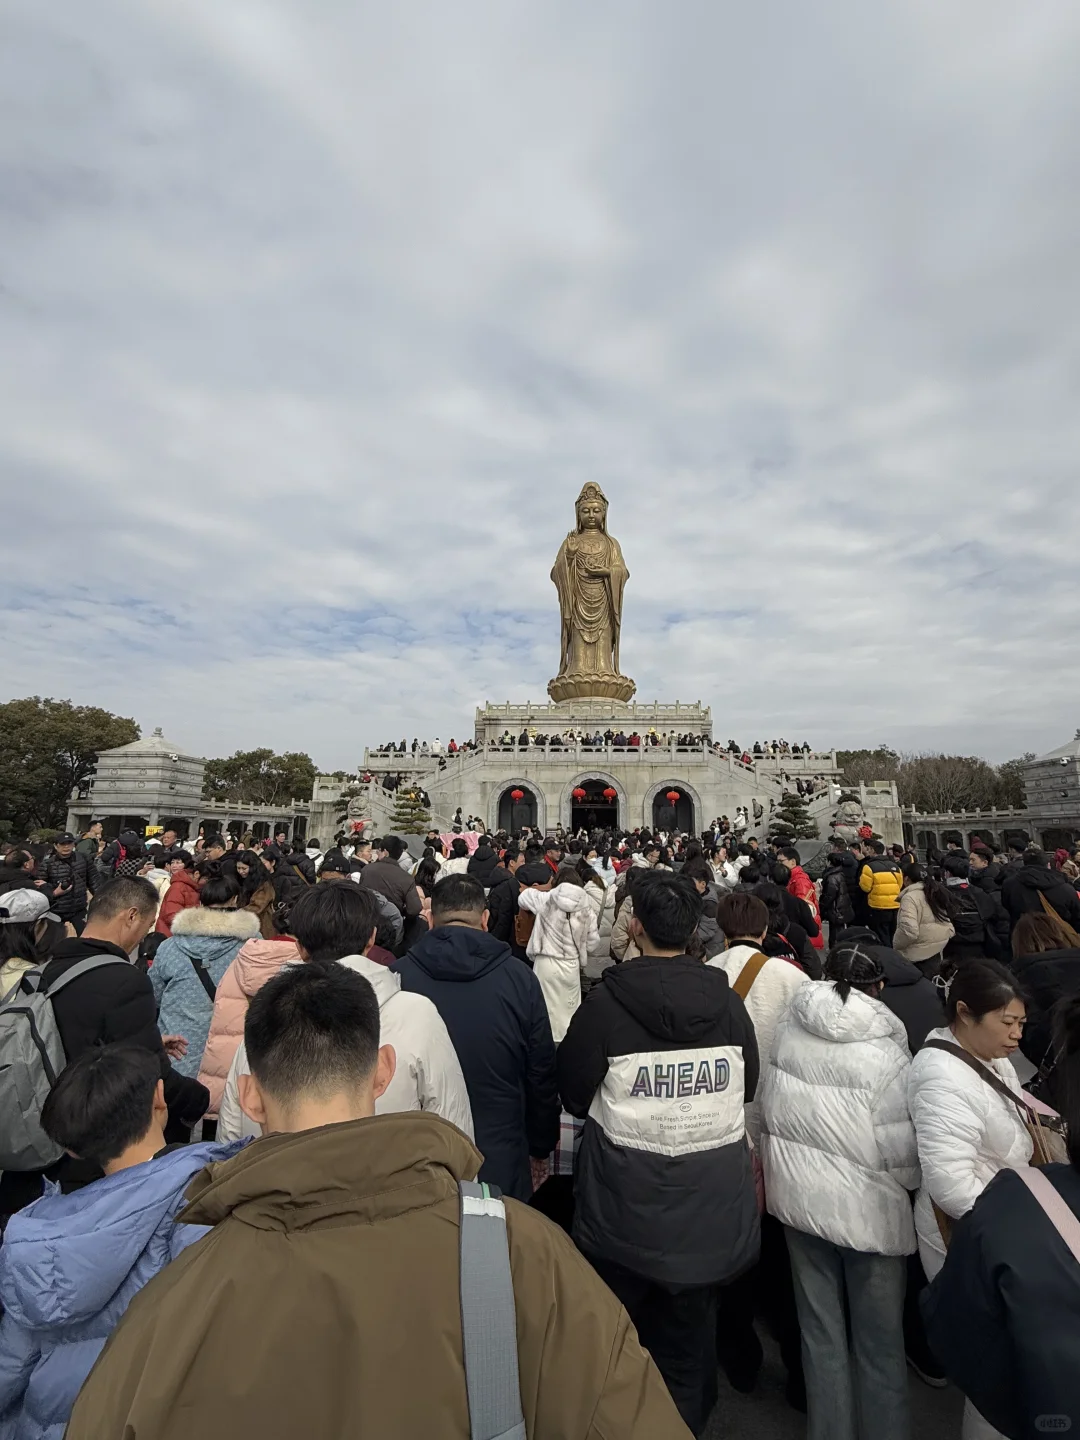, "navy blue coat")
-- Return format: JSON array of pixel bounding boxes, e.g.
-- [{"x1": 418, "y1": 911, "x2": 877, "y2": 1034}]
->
[
  {"x1": 394, "y1": 927, "x2": 559, "y2": 1200},
  {"x1": 923, "y1": 1164, "x2": 1080, "y2": 1438}
]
